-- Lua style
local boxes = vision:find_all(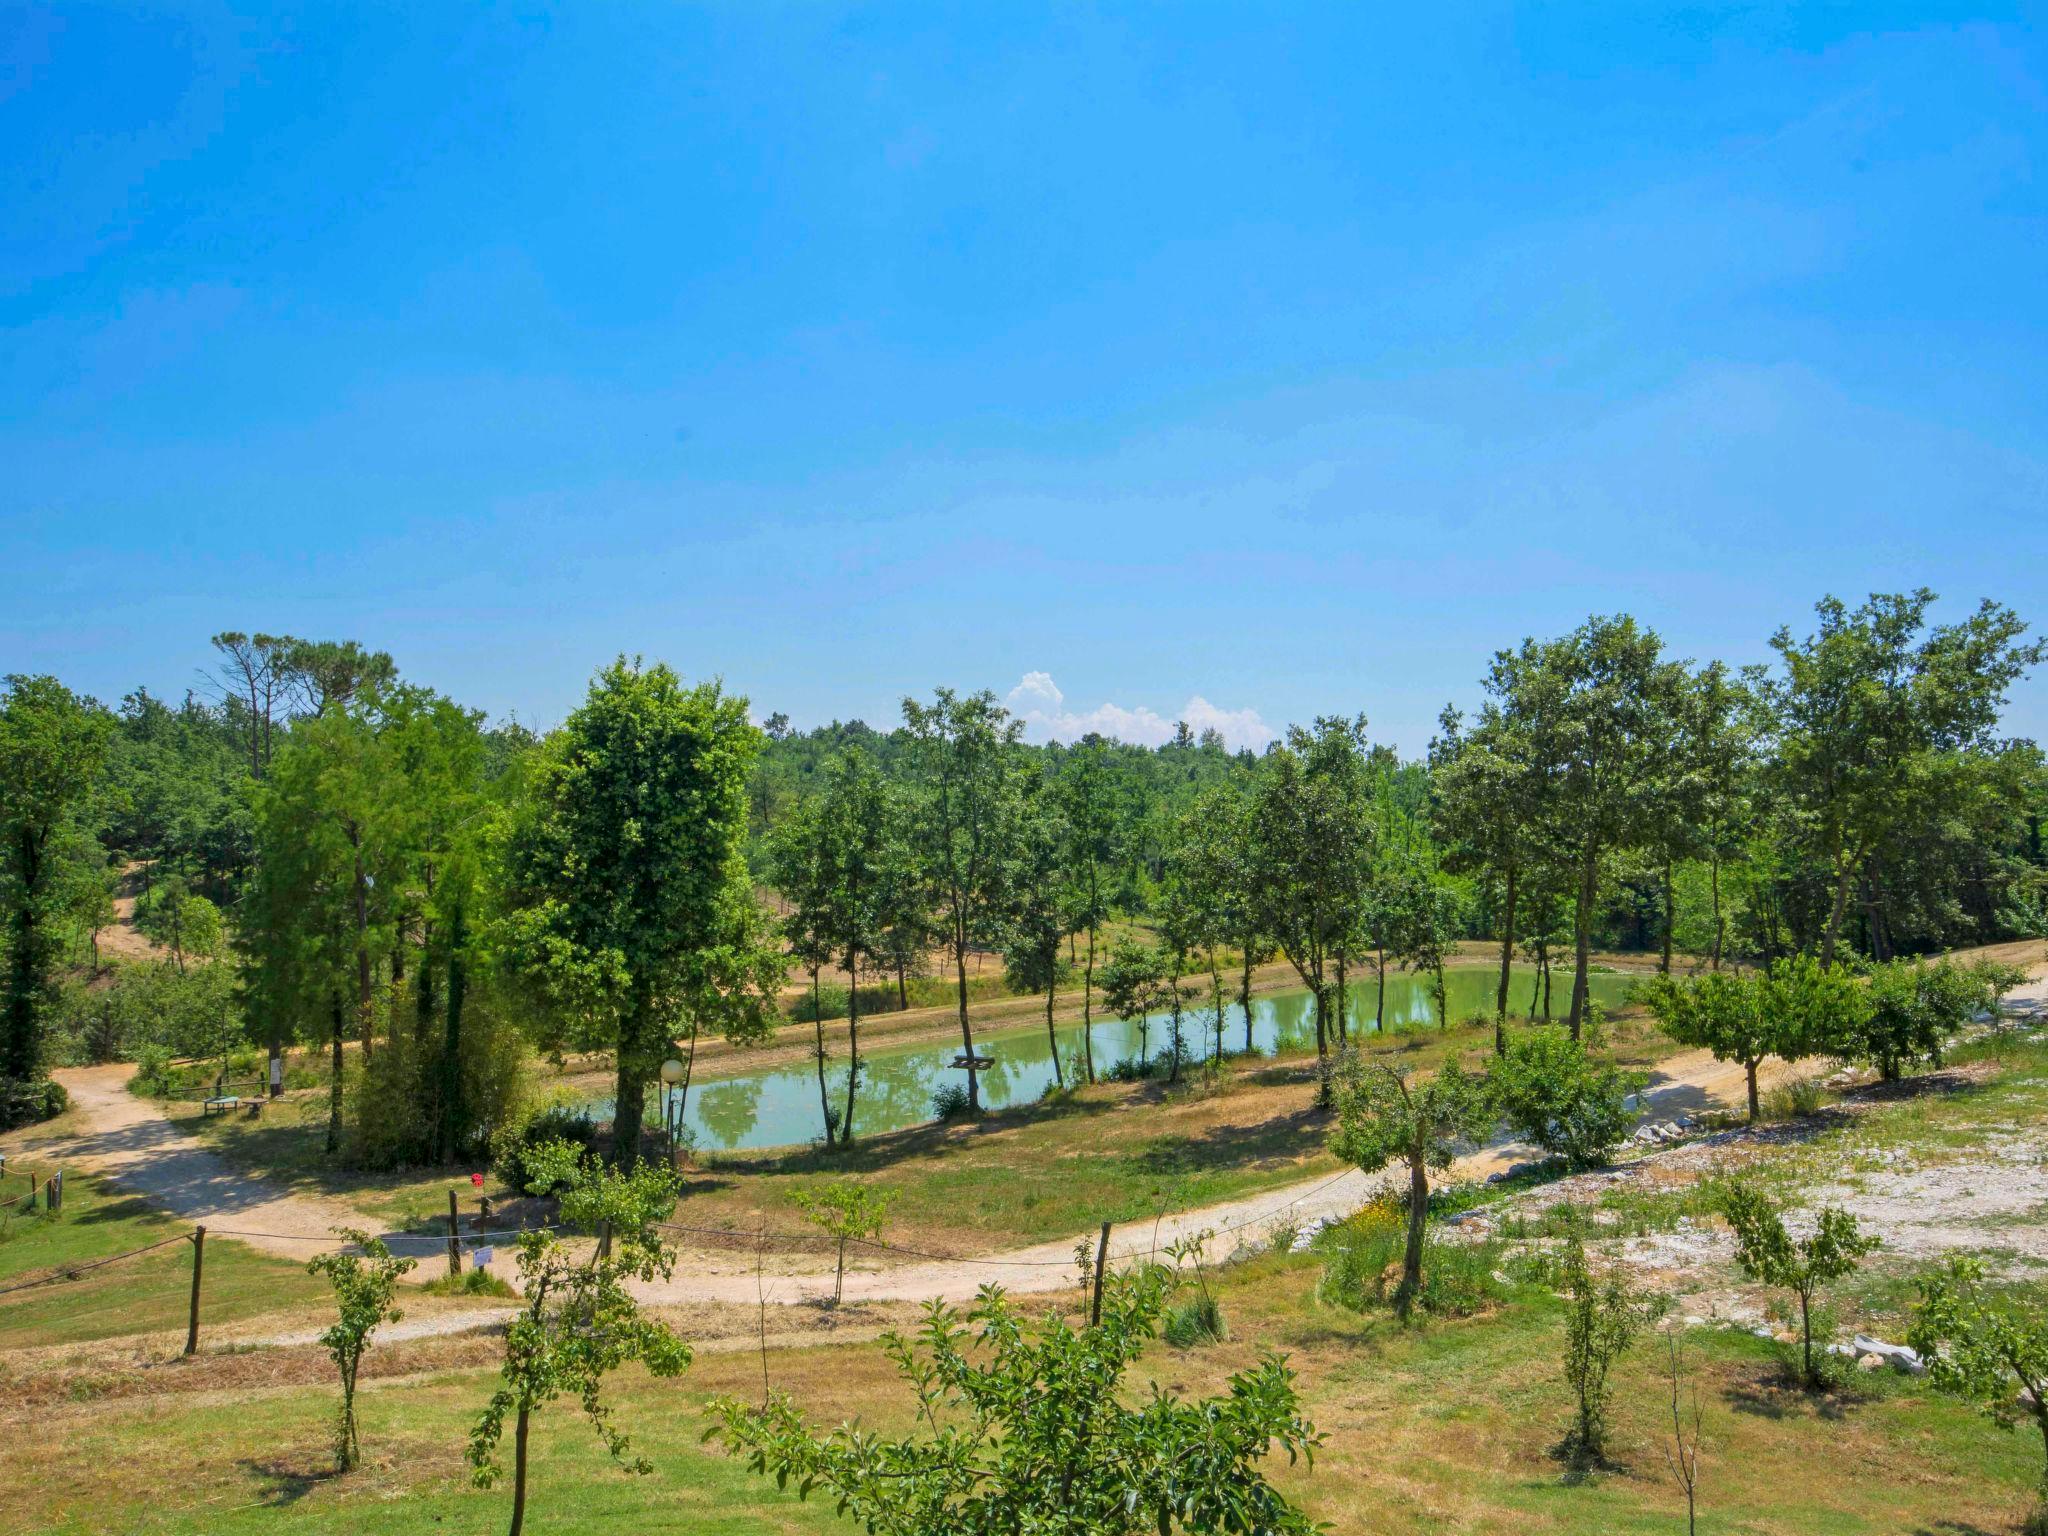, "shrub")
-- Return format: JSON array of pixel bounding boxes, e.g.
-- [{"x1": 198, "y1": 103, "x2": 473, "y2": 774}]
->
[
  {"x1": 493, "y1": 1100, "x2": 599, "y2": 1194},
  {"x1": 0, "y1": 1077, "x2": 68, "y2": 1129},
  {"x1": 1316, "y1": 1197, "x2": 1505, "y2": 1319},
  {"x1": 1762, "y1": 1073, "x2": 1827, "y2": 1121},
  {"x1": 1850, "y1": 959, "x2": 1991, "y2": 1081},
  {"x1": 1489, "y1": 1027, "x2": 1643, "y2": 1168},
  {"x1": 1164, "y1": 1293, "x2": 1228, "y2": 1347},
  {"x1": 930, "y1": 1084, "x2": 972, "y2": 1122}
]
